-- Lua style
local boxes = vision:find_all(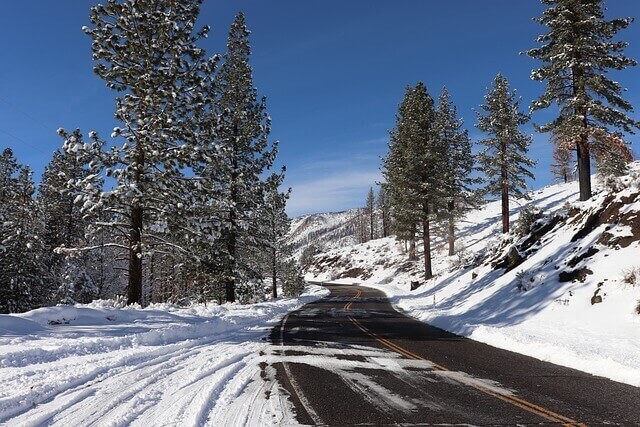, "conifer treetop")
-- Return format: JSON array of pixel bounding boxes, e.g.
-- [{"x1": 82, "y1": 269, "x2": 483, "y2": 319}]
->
[{"x1": 526, "y1": 0, "x2": 639, "y2": 137}]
